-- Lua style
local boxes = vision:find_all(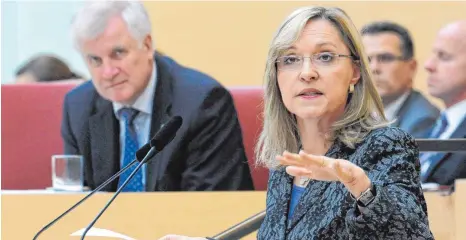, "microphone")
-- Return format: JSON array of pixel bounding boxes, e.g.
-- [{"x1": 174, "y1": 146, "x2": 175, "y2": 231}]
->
[
  {"x1": 32, "y1": 144, "x2": 151, "y2": 240},
  {"x1": 80, "y1": 116, "x2": 182, "y2": 239},
  {"x1": 32, "y1": 116, "x2": 182, "y2": 240}
]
